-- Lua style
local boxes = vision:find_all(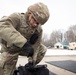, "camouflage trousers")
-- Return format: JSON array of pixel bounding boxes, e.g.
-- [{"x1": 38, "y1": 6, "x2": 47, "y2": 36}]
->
[{"x1": 0, "y1": 44, "x2": 47, "y2": 75}]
